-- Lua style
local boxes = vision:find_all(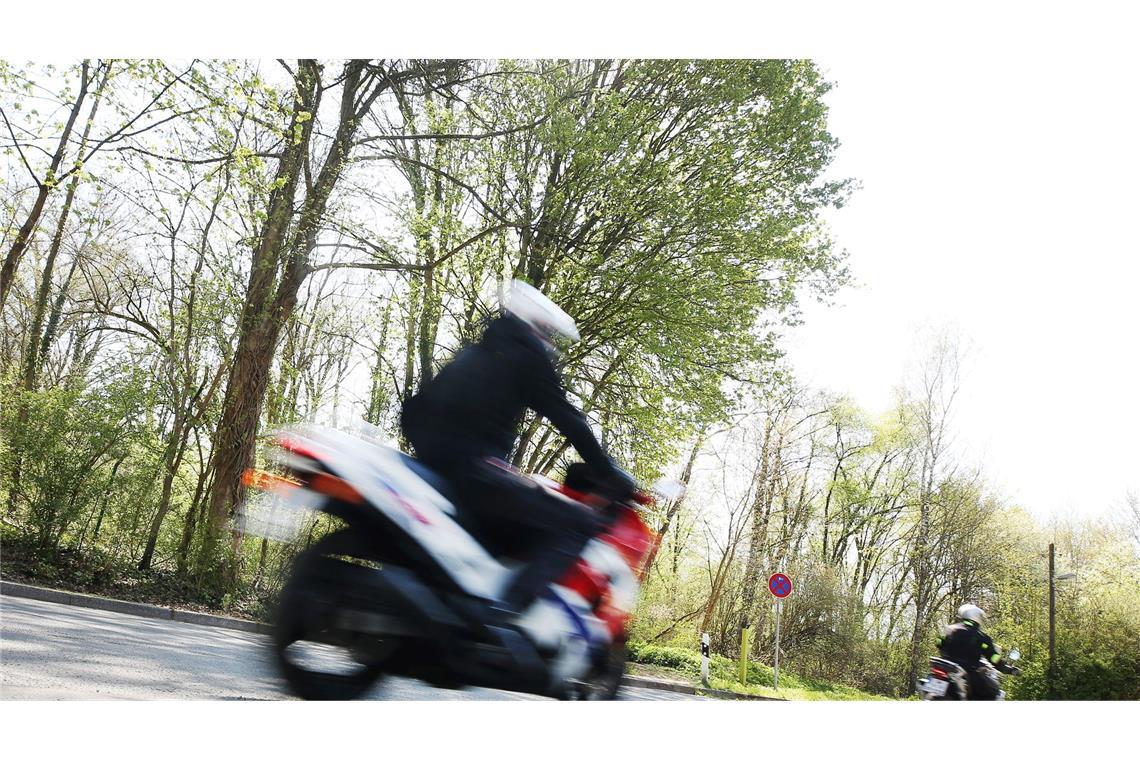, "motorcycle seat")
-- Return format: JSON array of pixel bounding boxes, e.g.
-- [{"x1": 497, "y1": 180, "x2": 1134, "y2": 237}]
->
[
  {"x1": 930, "y1": 657, "x2": 967, "y2": 674},
  {"x1": 394, "y1": 453, "x2": 546, "y2": 562},
  {"x1": 397, "y1": 452, "x2": 459, "y2": 503}
]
